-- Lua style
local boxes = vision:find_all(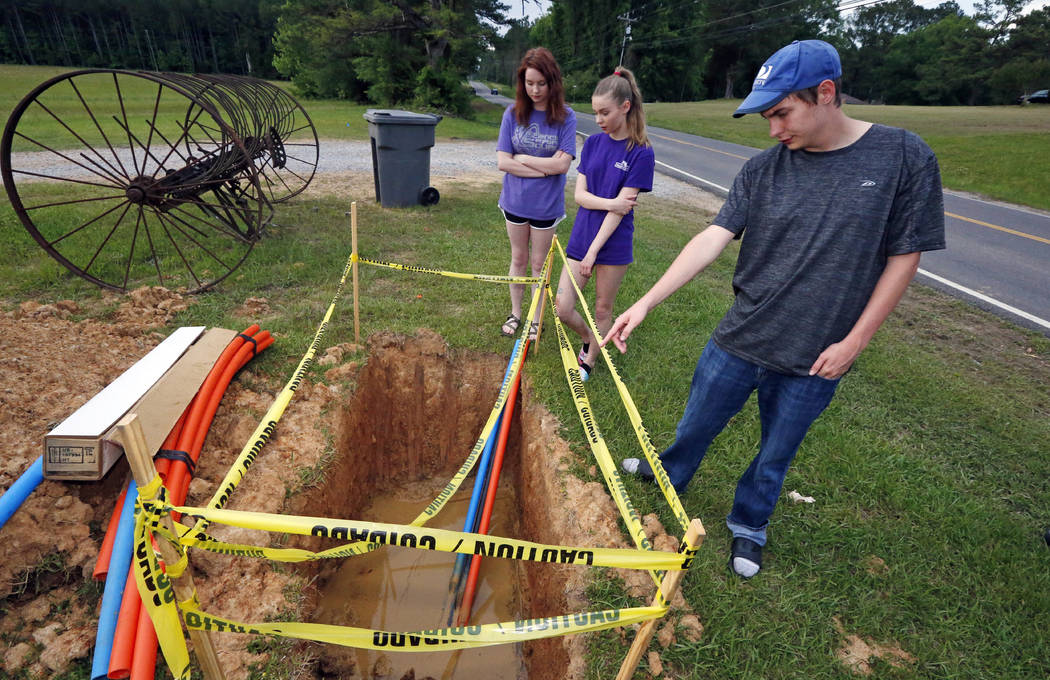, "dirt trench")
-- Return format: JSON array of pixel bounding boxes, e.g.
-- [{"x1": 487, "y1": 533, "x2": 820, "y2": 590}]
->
[
  {"x1": 0, "y1": 300, "x2": 649, "y2": 679},
  {"x1": 287, "y1": 329, "x2": 630, "y2": 680}
]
